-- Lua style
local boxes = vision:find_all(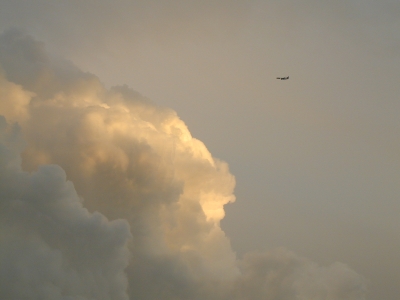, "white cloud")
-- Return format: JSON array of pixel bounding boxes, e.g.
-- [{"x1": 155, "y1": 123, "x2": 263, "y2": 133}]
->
[{"x1": 0, "y1": 29, "x2": 367, "y2": 300}]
